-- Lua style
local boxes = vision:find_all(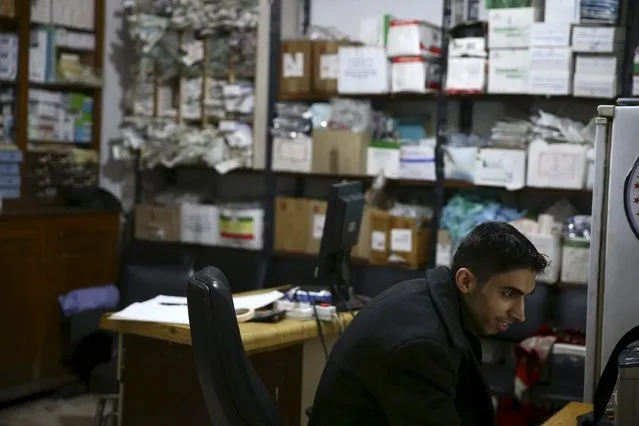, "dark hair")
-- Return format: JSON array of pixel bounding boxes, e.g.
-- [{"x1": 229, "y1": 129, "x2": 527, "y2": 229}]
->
[{"x1": 451, "y1": 221, "x2": 548, "y2": 283}]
